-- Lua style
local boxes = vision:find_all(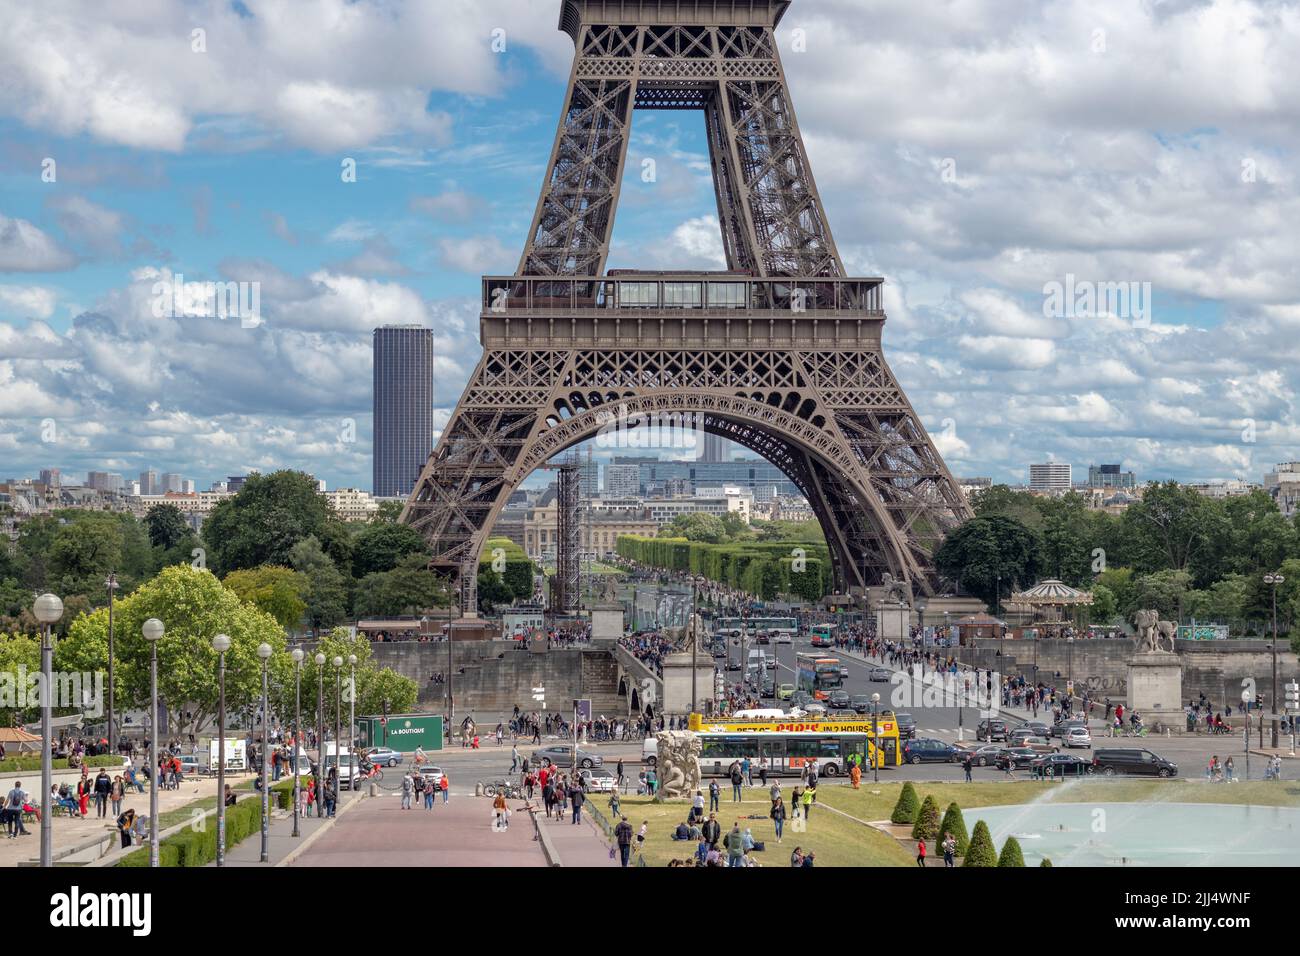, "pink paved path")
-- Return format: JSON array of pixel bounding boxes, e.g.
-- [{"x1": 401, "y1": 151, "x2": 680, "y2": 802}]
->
[{"x1": 290, "y1": 793, "x2": 548, "y2": 867}]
